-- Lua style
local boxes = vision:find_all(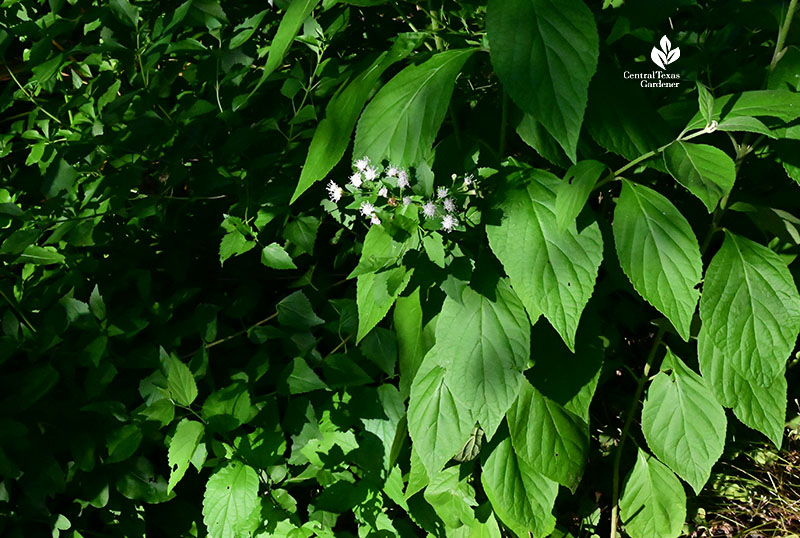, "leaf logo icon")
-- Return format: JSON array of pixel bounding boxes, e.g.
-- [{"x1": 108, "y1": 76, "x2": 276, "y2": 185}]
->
[{"x1": 651, "y1": 35, "x2": 680, "y2": 69}]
